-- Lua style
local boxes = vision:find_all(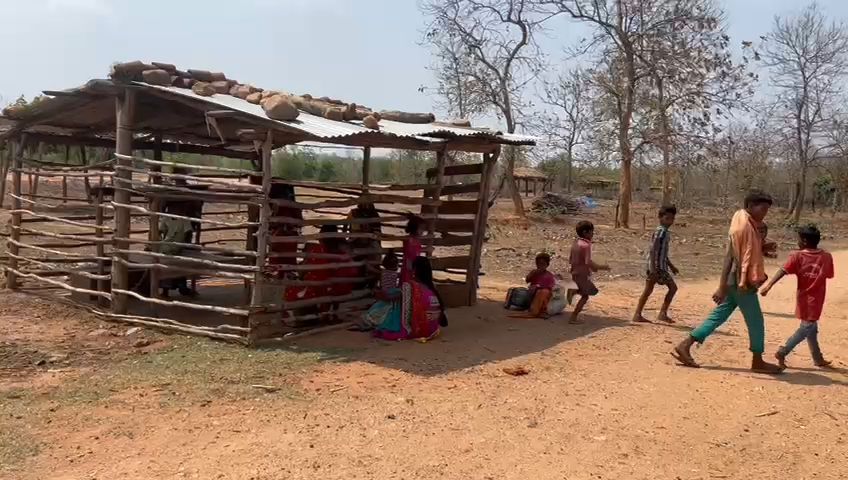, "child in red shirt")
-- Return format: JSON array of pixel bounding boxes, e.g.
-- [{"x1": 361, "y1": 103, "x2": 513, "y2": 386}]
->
[
  {"x1": 567, "y1": 220, "x2": 609, "y2": 324},
  {"x1": 760, "y1": 225, "x2": 834, "y2": 369}
]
